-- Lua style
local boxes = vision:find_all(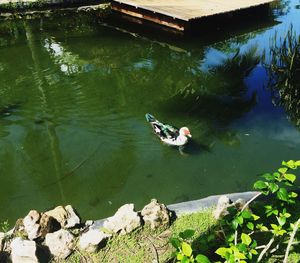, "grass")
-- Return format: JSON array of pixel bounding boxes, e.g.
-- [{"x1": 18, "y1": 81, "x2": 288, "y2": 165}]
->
[
  {"x1": 65, "y1": 208, "x2": 217, "y2": 263},
  {"x1": 63, "y1": 205, "x2": 300, "y2": 262}
]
